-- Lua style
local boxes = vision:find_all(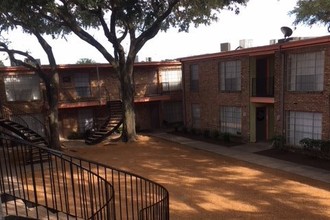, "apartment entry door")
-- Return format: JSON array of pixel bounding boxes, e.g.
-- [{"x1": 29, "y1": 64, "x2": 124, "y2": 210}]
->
[{"x1": 256, "y1": 107, "x2": 267, "y2": 142}]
